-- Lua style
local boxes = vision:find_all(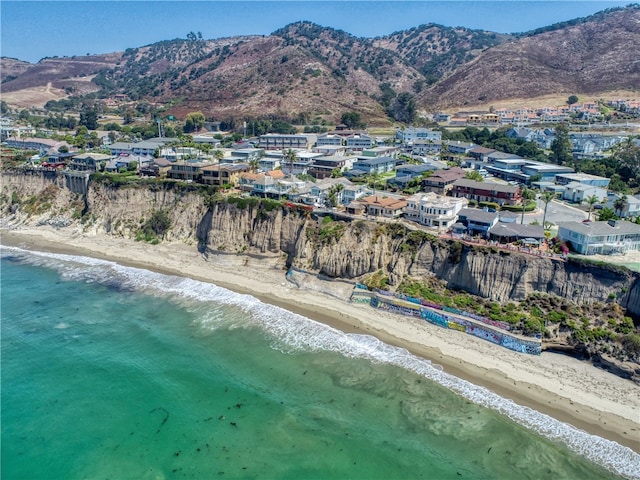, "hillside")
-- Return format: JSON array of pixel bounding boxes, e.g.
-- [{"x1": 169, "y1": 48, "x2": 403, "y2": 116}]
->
[
  {"x1": 1, "y1": 6, "x2": 638, "y2": 120},
  {"x1": 421, "y1": 6, "x2": 640, "y2": 110},
  {"x1": 0, "y1": 57, "x2": 33, "y2": 83}
]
